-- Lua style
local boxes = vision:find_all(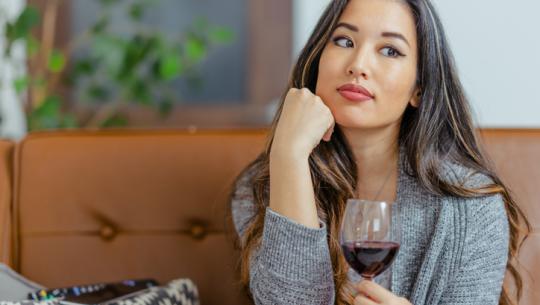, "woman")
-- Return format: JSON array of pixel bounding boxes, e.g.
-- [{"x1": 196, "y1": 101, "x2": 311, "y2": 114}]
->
[{"x1": 229, "y1": 0, "x2": 530, "y2": 304}]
